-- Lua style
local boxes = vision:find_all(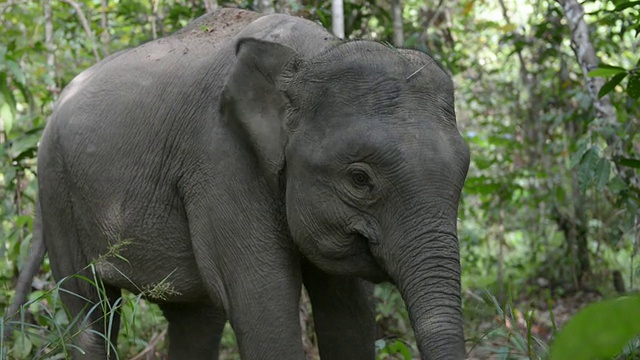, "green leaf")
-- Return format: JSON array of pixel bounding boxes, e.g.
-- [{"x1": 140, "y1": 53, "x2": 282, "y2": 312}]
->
[
  {"x1": 5, "y1": 60, "x2": 26, "y2": 85},
  {"x1": 617, "y1": 157, "x2": 640, "y2": 168},
  {"x1": 587, "y1": 66, "x2": 626, "y2": 77},
  {"x1": 613, "y1": 1, "x2": 640, "y2": 11},
  {"x1": 10, "y1": 333, "x2": 33, "y2": 359},
  {"x1": 570, "y1": 142, "x2": 589, "y2": 169},
  {"x1": 0, "y1": 71, "x2": 17, "y2": 111},
  {"x1": 464, "y1": 176, "x2": 502, "y2": 195},
  {"x1": 15, "y1": 215, "x2": 33, "y2": 230},
  {"x1": 578, "y1": 147, "x2": 599, "y2": 192},
  {"x1": 598, "y1": 72, "x2": 627, "y2": 98},
  {"x1": 627, "y1": 74, "x2": 640, "y2": 99},
  {"x1": 595, "y1": 158, "x2": 611, "y2": 190},
  {"x1": 475, "y1": 157, "x2": 494, "y2": 170},
  {"x1": 1, "y1": 101, "x2": 14, "y2": 134},
  {"x1": 7, "y1": 131, "x2": 41, "y2": 161},
  {"x1": 550, "y1": 296, "x2": 640, "y2": 360},
  {"x1": 497, "y1": 347, "x2": 510, "y2": 360},
  {"x1": 608, "y1": 177, "x2": 628, "y2": 193}
]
